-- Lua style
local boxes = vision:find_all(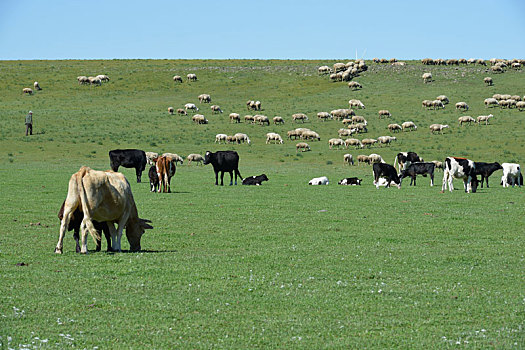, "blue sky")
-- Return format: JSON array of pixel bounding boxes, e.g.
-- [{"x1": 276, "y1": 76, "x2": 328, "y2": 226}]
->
[{"x1": 1, "y1": 0, "x2": 524, "y2": 60}]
